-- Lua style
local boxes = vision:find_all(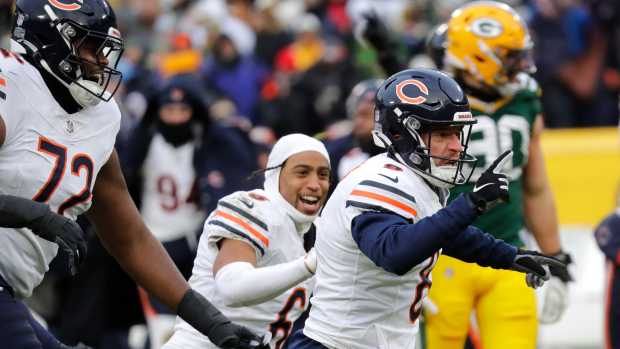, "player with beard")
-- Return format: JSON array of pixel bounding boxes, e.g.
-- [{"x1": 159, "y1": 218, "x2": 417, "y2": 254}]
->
[{"x1": 286, "y1": 68, "x2": 565, "y2": 349}]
